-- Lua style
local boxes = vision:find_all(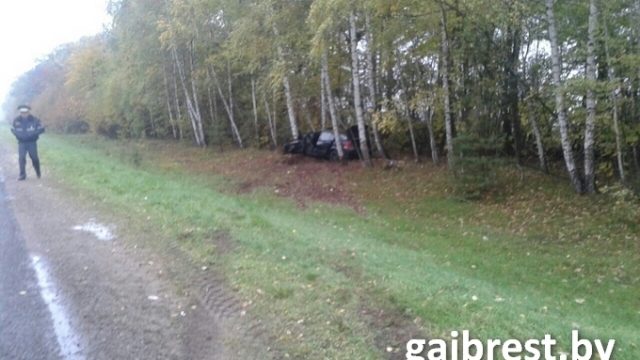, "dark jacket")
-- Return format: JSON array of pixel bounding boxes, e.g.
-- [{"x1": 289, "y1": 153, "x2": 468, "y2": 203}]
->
[{"x1": 11, "y1": 115, "x2": 45, "y2": 143}]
